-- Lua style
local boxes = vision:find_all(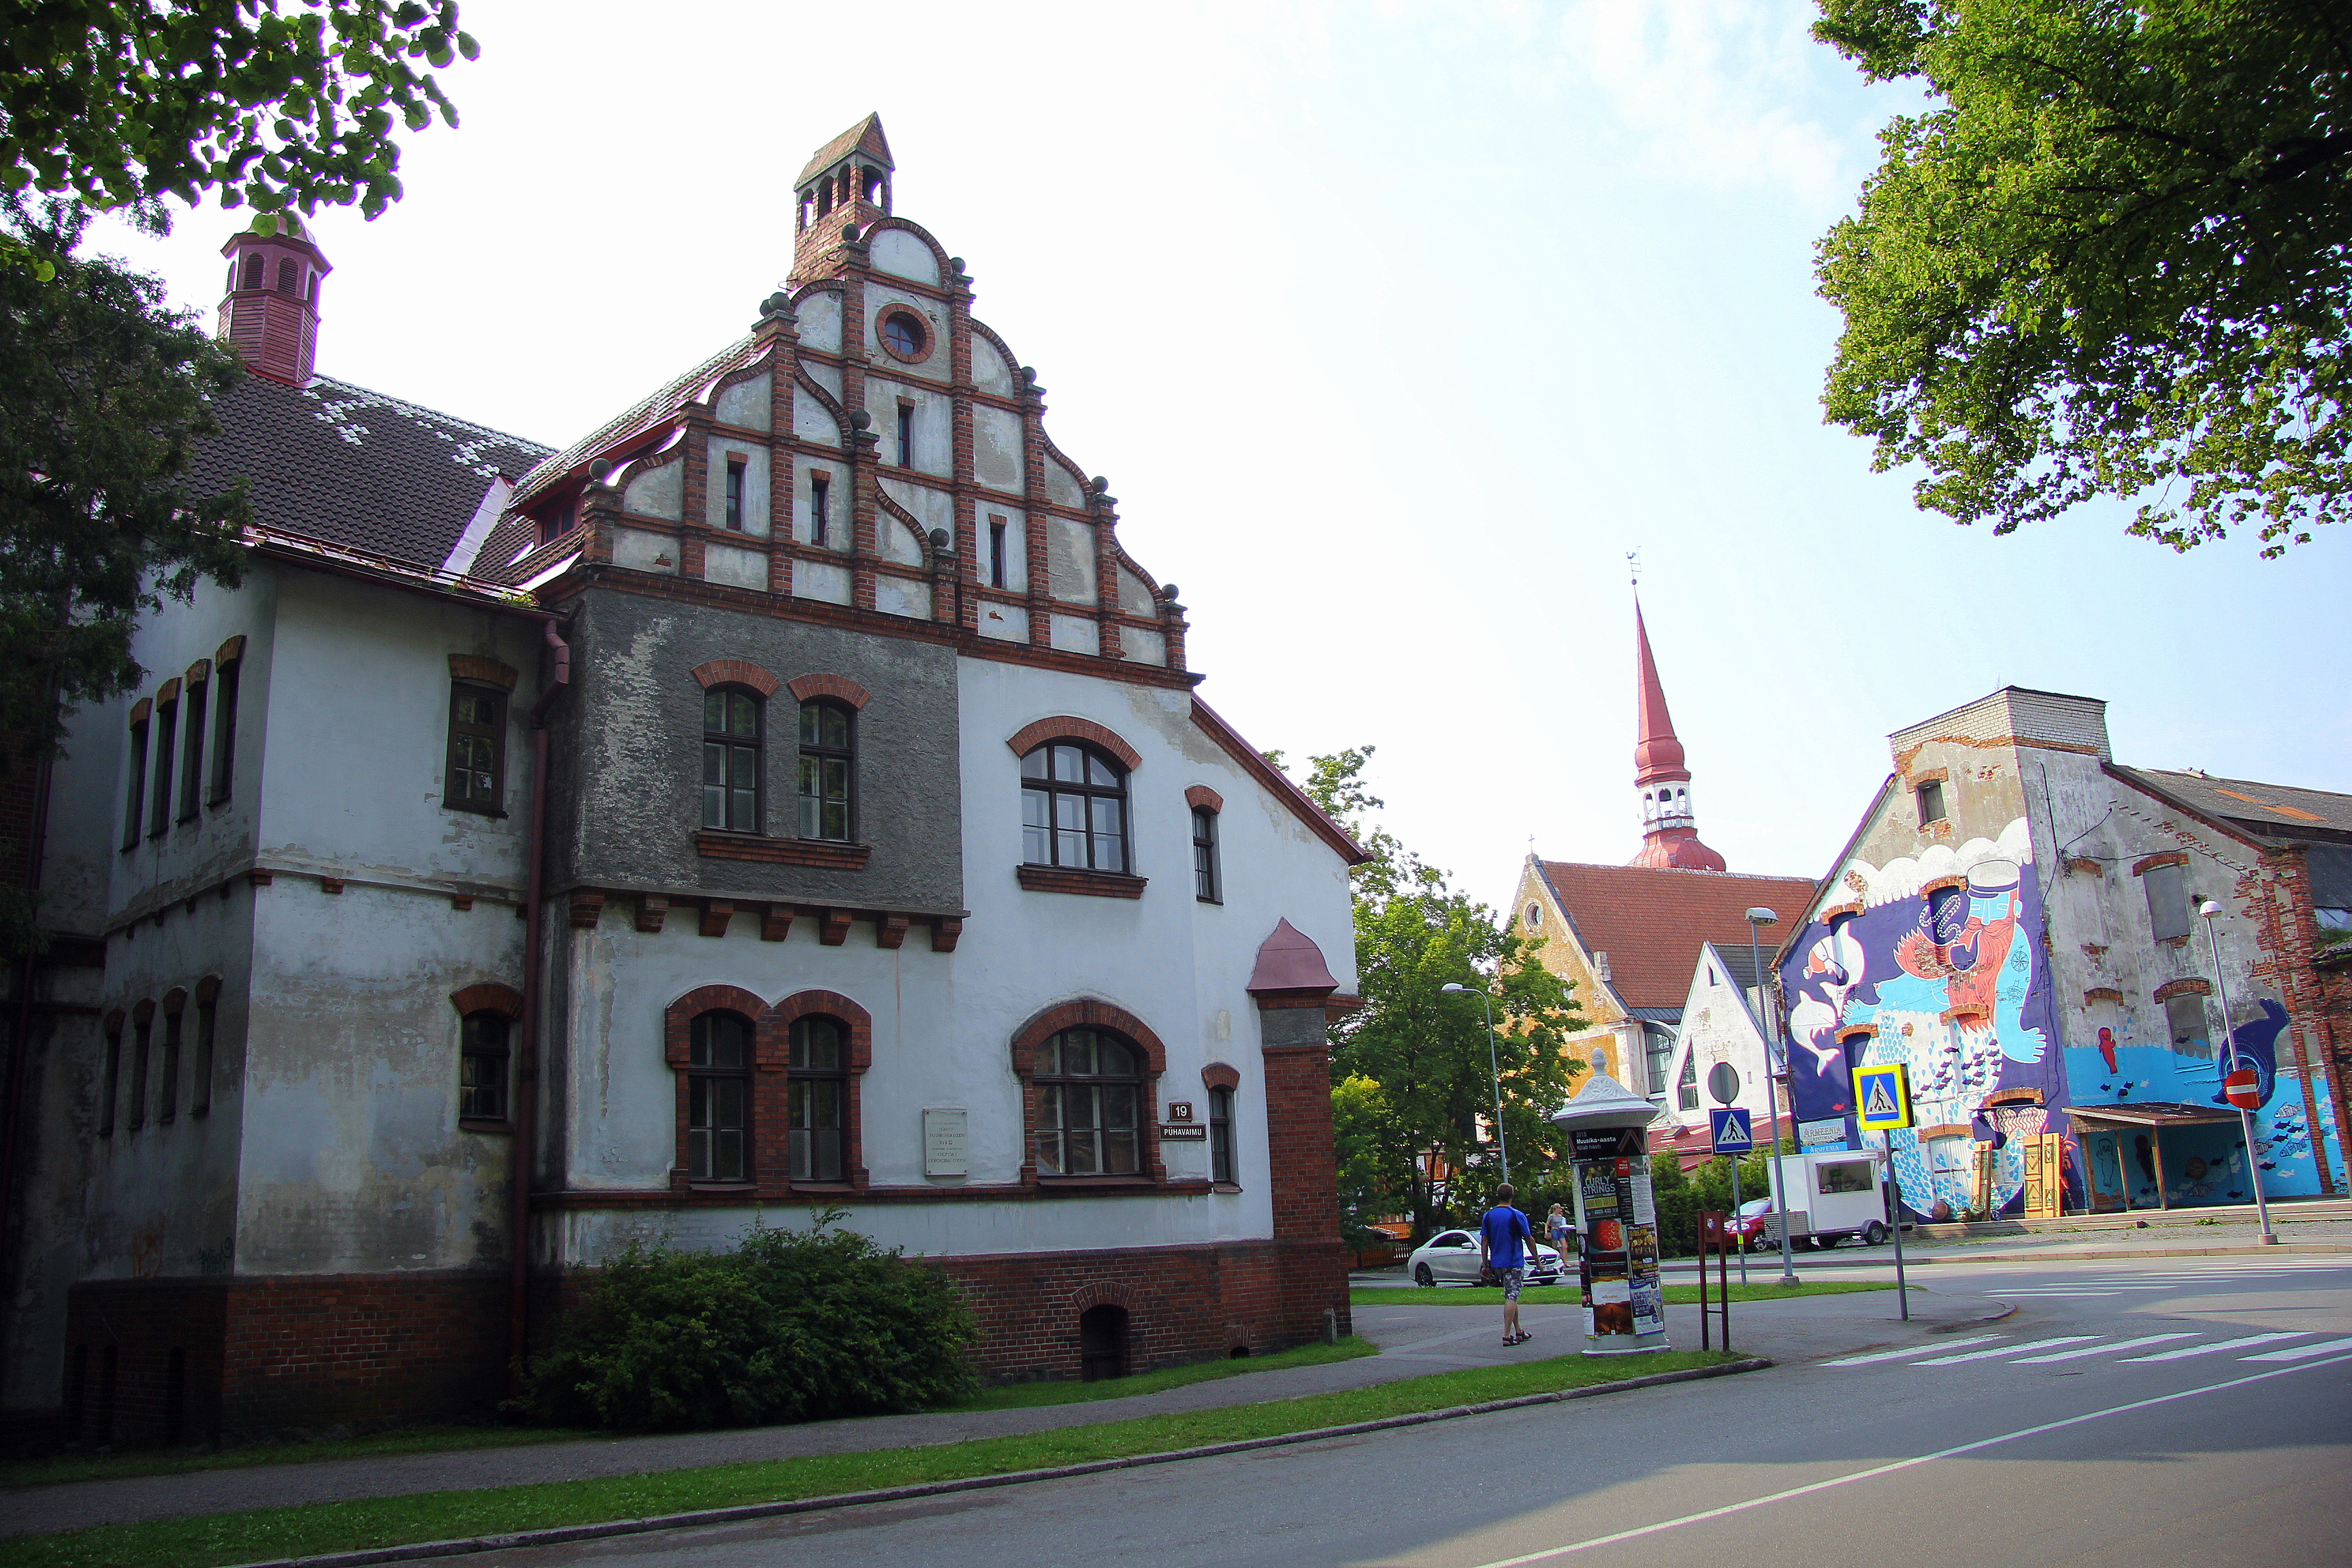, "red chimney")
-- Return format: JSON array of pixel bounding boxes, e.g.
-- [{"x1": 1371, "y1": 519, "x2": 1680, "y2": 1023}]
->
[{"x1": 216, "y1": 213, "x2": 331, "y2": 385}]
